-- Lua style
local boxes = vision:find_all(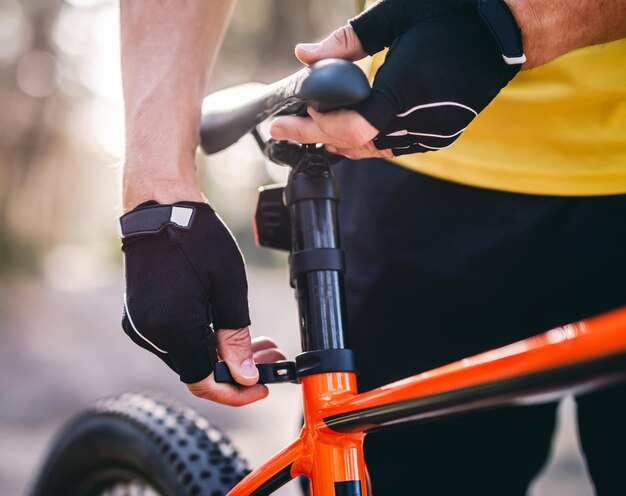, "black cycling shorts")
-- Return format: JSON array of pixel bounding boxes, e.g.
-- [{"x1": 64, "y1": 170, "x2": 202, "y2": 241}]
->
[{"x1": 335, "y1": 157, "x2": 626, "y2": 495}]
